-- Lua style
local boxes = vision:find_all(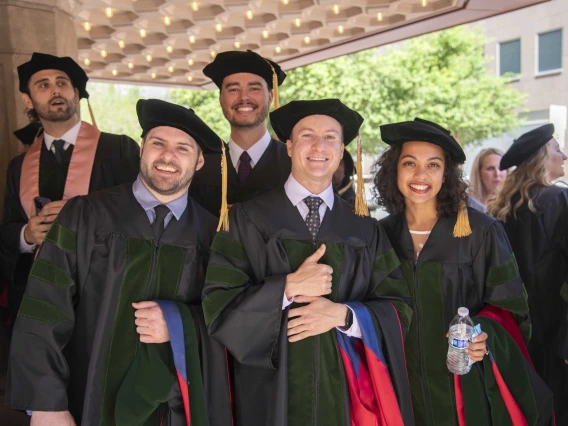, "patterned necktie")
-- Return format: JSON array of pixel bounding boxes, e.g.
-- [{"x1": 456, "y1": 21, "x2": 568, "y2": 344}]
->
[
  {"x1": 304, "y1": 196, "x2": 323, "y2": 245},
  {"x1": 238, "y1": 151, "x2": 252, "y2": 184},
  {"x1": 152, "y1": 204, "x2": 171, "y2": 241},
  {"x1": 52, "y1": 139, "x2": 66, "y2": 164}
]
